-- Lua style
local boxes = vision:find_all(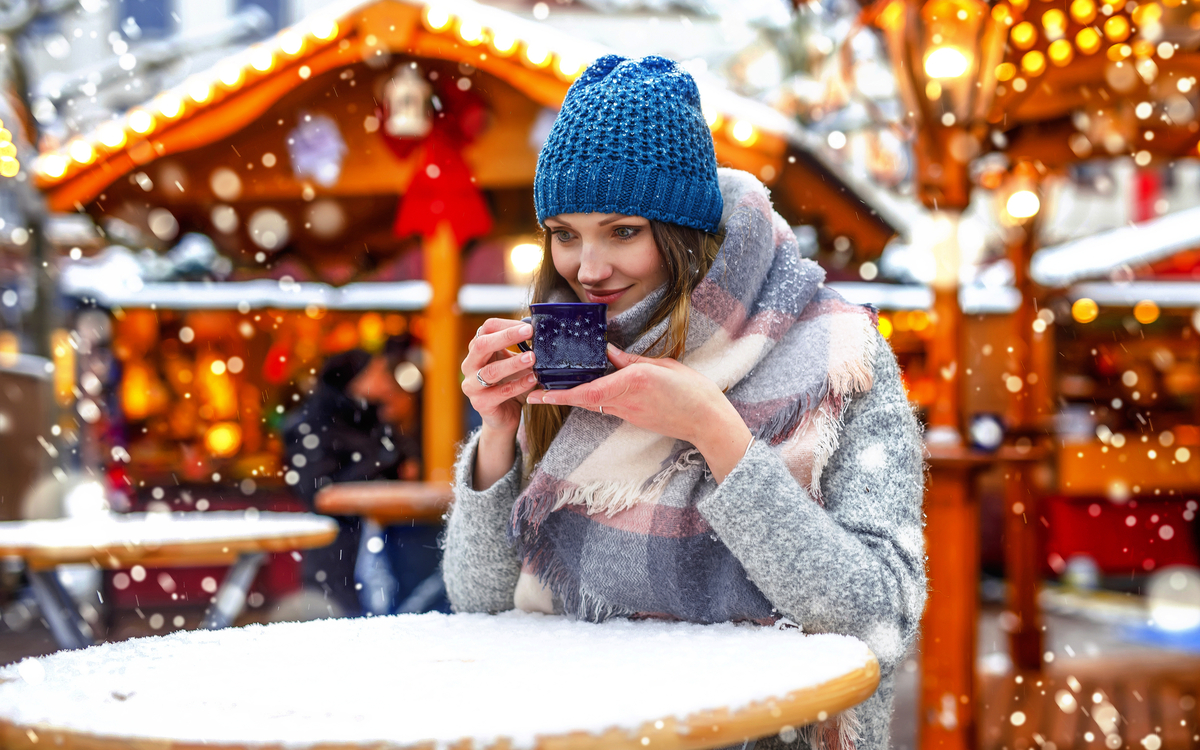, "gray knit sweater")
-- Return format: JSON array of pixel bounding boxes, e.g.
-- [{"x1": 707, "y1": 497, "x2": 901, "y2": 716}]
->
[{"x1": 443, "y1": 333, "x2": 927, "y2": 750}]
